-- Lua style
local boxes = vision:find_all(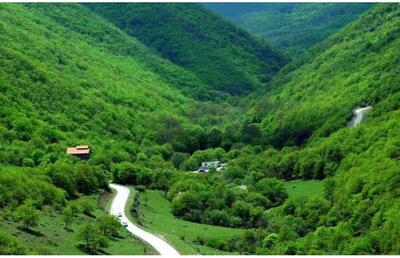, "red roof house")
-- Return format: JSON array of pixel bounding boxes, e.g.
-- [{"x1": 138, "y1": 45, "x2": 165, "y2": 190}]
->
[{"x1": 66, "y1": 145, "x2": 91, "y2": 159}]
